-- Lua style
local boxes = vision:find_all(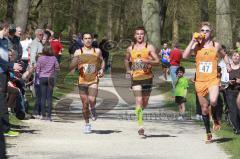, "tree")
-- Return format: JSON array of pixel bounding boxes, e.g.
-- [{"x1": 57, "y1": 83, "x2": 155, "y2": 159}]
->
[
  {"x1": 107, "y1": 0, "x2": 113, "y2": 40},
  {"x1": 14, "y1": 0, "x2": 31, "y2": 32},
  {"x1": 200, "y1": 0, "x2": 209, "y2": 21},
  {"x1": 6, "y1": 0, "x2": 14, "y2": 23},
  {"x1": 142, "y1": 0, "x2": 161, "y2": 50},
  {"x1": 216, "y1": 0, "x2": 232, "y2": 48},
  {"x1": 172, "y1": 0, "x2": 179, "y2": 43}
]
